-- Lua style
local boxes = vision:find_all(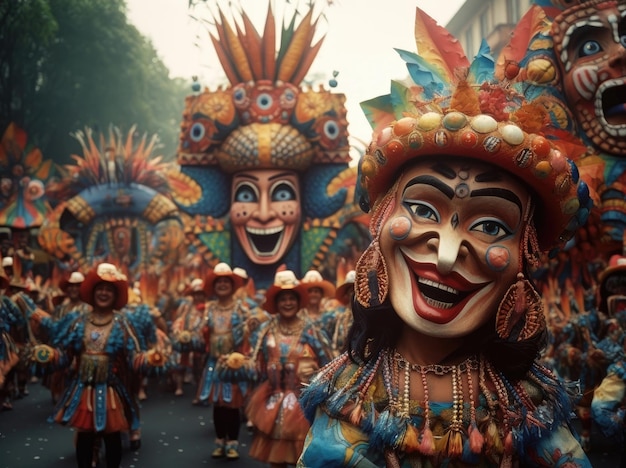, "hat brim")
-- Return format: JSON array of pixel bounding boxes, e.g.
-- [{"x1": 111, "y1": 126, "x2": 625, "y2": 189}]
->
[
  {"x1": 303, "y1": 280, "x2": 336, "y2": 299},
  {"x1": 79, "y1": 270, "x2": 128, "y2": 310},
  {"x1": 335, "y1": 282, "x2": 354, "y2": 305},
  {"x1": 264, "y1": 283, "x2": 309, "y2": 314}
]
